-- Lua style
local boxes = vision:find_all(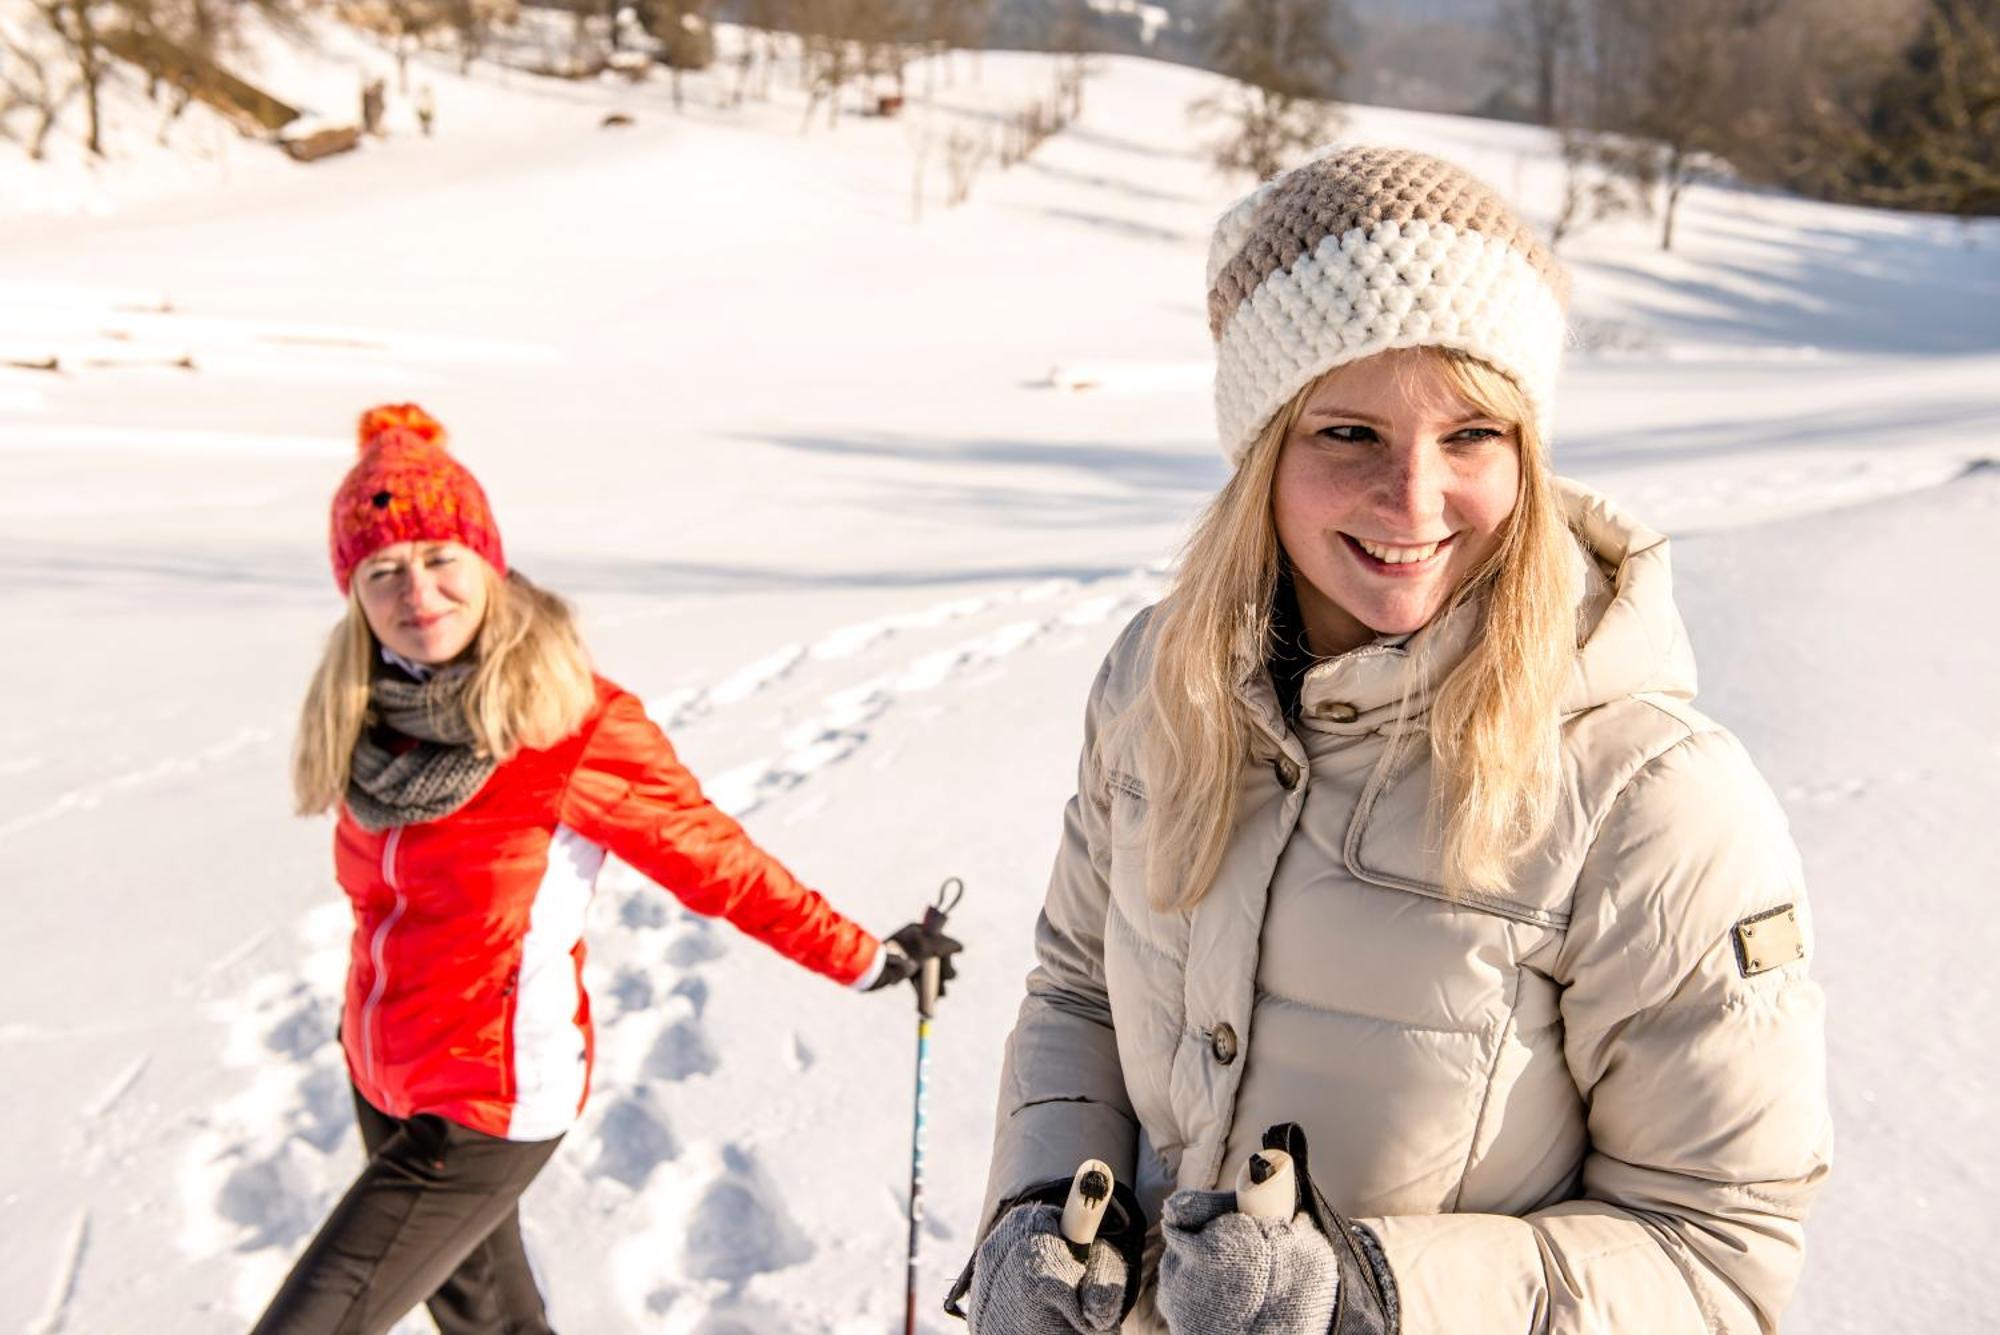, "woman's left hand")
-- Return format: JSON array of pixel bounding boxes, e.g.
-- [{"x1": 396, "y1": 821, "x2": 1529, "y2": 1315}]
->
[{"x1": 1157, "y1": 1187, "x2": 1339, "y2": 1334}]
